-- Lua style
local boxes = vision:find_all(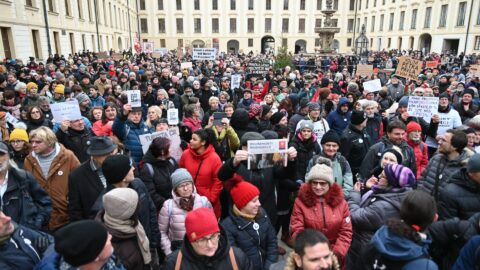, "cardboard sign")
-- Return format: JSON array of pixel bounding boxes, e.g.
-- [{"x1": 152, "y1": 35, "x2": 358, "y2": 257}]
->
[
  {"x1": 395, "y1": 57, "x2": 423, "y2": 81},
  {"x1": 180, "y1": 62, "x2": 193, "y2": 70},
  {"x1": 469, "y1": 65, "x2": 480, "y2": 77},
  {"x1": 127, "y1": 90, "x2": 142, "y2": 107},
  {"x1": 97, "y1": 52, "x2": 109, "y2": 59},
  {"x1": 139, "y1": 127, "x2": 182, "y2": 161},
  {"x1": 247, "y1": 139, "x2": 288, "y2": 170},
  {"x1": 363, "y1": 79, "x2": 382, "y2": 92},
  {"x1": 426, "y1": 61, "x2": 438, "y2": 69},
  {"x1": 112, "y1": 53, "x2": 123, "y2": 61},
  {"x1": 247, "y1": 60, "x2": 271, "y2": 76},
  {"x1": 151, "y1": 52, "x2": 161, "y2": 58},
  {"x1": 368, "y1": 57, "x2": 374, "y2": 62},
  {"x1": 407, "y1": 96, "x2": 439, "y2": 122},
  {"x1": 231, "y1": 74, "x2": 241, "y2": 89},
  {"x1": 142, "y1": 42, "x2": 154, "y2": 53},
  {"x1": 167, "y1": 108, "x2": 179, "y2": 125},
  {"x1": 356, "y1": 64, "x2": 373, "y2": 77},
  {"x1": 192, "y1": 48, "x2": 217, "y2": 60},
  {"x1": 154, "y1": 48, "x2": 168, "y2": 56},
  {"x1": 50, "y1": 101, "x2": 82, "y2": 122}
]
